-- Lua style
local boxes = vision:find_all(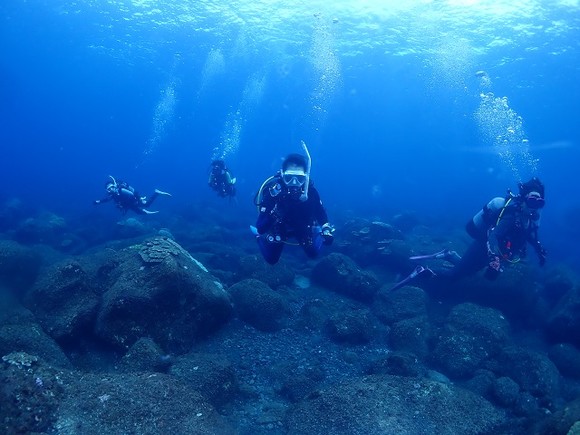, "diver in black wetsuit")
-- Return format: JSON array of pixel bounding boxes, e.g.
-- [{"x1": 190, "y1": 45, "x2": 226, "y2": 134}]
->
[
  {"x1": 94, "y1": 176, "x2": 171, "y2": 215},
  {"x1": 392, "y1": 178, "x2": 548, "y2": 290},
  {"x1": 252, "y1": 144, "x2": 334, "y2": 265},
  {"x1": 208, "y1": 160, "x2": 236, "y2": 198}
]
